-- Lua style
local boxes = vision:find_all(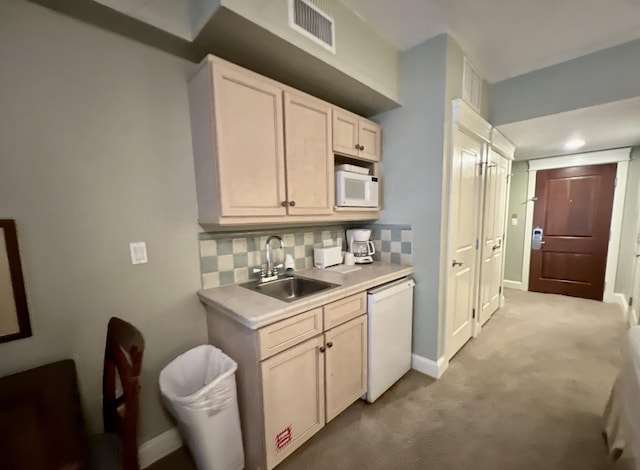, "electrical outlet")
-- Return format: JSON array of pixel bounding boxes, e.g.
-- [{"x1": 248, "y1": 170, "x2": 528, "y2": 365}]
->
[{"x1": 129, "y1": 242, "x2": 148, "y2": 265}]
